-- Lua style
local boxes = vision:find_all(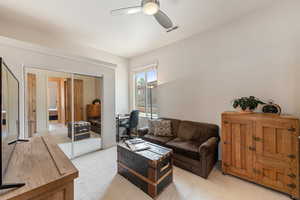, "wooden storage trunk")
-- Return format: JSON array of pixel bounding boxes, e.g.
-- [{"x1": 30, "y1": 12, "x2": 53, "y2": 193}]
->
[
  {"x1": 67, "y1": 121, "x2": 91, "y2": 140},
  {"x1": 117, "y1": 142, "x2": 173, "y2": 198}
]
